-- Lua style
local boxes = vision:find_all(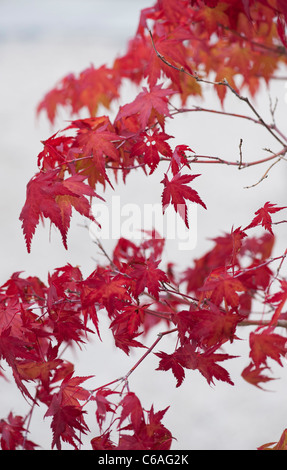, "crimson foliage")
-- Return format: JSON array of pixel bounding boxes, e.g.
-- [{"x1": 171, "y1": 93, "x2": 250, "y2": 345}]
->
[{"x1": 1, "y1": 0, "x2": 287, "y2": 450}]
